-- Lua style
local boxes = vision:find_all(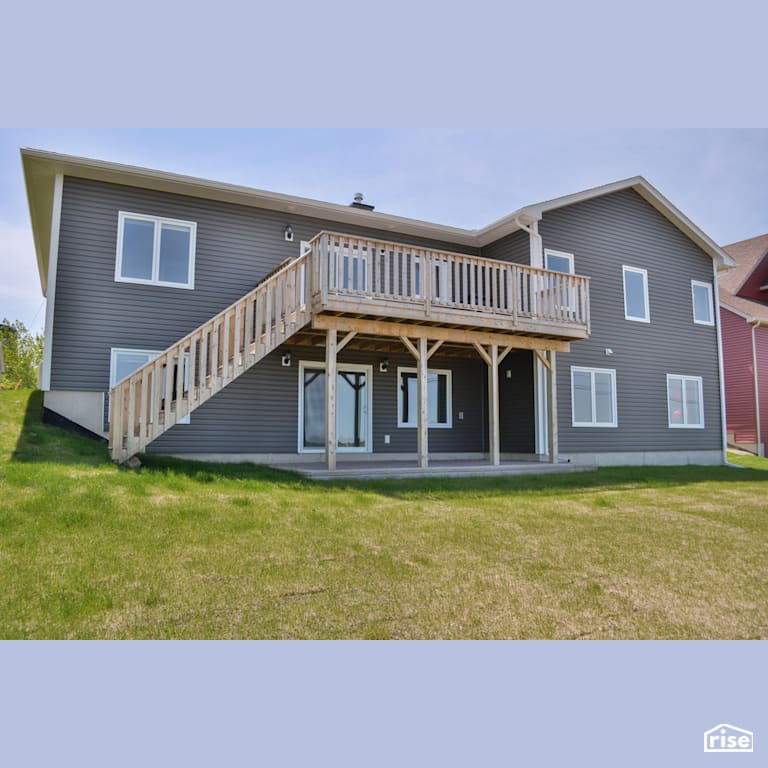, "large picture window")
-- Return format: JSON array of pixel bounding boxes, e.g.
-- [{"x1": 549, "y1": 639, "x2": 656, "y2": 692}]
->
[
  {"x1": 667, "y1": 374, "x2": 704, "y2": 428},
  {"x1": 571, "y1": 366, "x2": 617, "y2": 427},
  {"x1": 116, "y1": 212, "x2": 196, "y2": 289},
  {"x1": 397, "y1": 368, "x2": 452, "y2": 428}
]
